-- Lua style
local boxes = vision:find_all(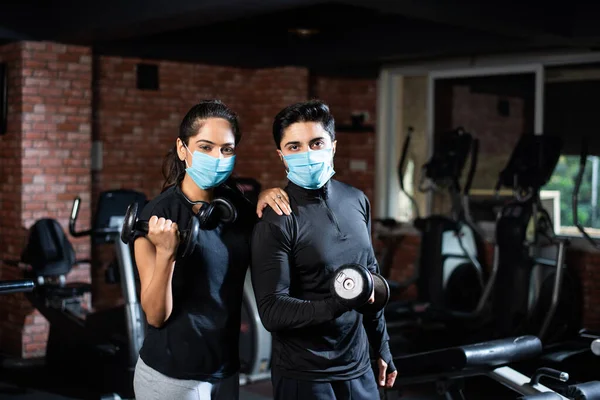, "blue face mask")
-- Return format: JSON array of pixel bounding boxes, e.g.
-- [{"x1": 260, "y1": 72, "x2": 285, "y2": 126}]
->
[
  {"x1": 184, "y1": 146, "x2": 235, "y2": 190},
  {"x1": 283, "y1": 148, "x2": 335, "y2": 190}
]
